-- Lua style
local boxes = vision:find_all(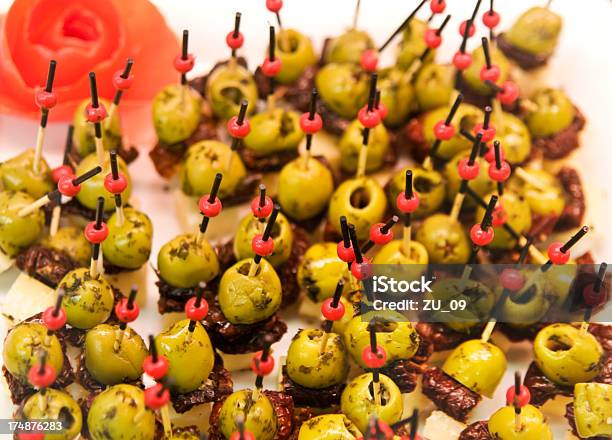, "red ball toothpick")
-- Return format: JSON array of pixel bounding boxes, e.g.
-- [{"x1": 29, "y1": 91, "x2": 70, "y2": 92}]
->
[
  {"x1": 226, "y1": 12, "x2": 244, "y2": 56},
  {"x1": 174, "y1": 30, "x2": 195, "y2": 85},
  {"x1": 143, "y1": 335, "x2": 169, "y2": 380},
  {"x1": 251, "y1": 184, "x2": 273, "y2": 220},
  {"x1": 33, "y1": 60, "x2": 57, "y2": 175}
]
